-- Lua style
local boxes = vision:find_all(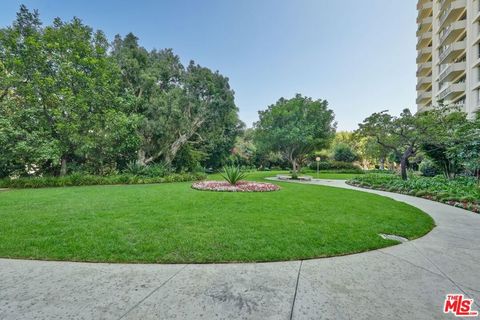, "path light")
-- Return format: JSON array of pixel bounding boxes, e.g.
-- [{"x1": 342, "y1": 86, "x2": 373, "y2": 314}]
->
[{"x1": 316, "y1": 156, "x2": 321, "y2": 178}]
